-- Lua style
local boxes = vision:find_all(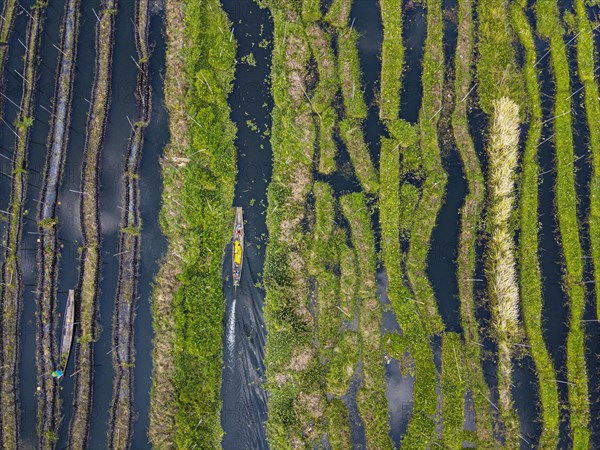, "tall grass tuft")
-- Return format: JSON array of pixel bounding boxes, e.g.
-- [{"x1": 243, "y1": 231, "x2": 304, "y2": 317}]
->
[{"x1": 485, "y1": 97, "x2": 522, "y2": 445}]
